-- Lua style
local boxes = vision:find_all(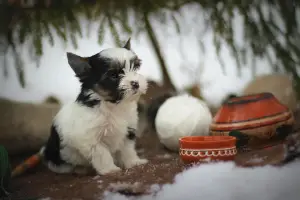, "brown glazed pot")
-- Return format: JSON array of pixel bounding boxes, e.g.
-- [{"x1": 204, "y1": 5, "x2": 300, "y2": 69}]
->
[{"x1": 210, "y1": 93, "x2": 295, "y2": 150}]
